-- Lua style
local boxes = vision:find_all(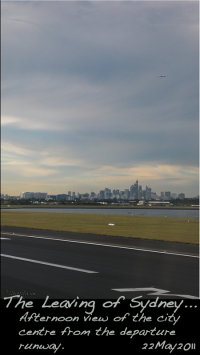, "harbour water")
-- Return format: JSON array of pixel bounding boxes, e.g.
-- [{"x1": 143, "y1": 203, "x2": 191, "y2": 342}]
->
[{"x1": 1, "y1": 208, "x2": 199, "y2": 219}]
